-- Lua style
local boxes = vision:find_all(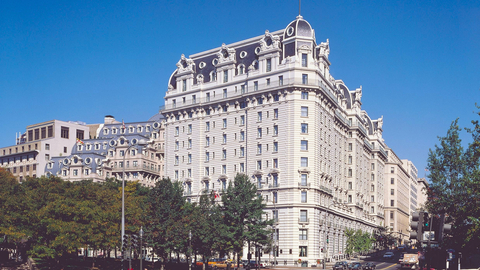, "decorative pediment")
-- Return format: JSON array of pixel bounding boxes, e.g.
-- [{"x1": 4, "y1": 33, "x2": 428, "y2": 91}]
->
[
  {"x1": 216, "y1": 44, "x2": 236, "y2": 66},
  {"x1": 176, "y1": 54, "x2": 195, "y2": 75},
  {"x1": 252, "y1": 170, "x2": 263, "y2": 176},
  {"x1": 259, "y1": 30, "x2": 281, "y2": 54}
]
